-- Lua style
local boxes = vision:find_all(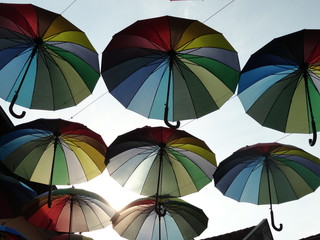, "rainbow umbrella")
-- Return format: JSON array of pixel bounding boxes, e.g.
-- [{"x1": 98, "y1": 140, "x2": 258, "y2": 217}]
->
[
  {"x1": 213, "y1": 142, "x2": 320, "y2": 231},
  {"x1": 112, "y1": 197, "x2": 208, "y2": 240},
  {"x1": 106, "y1": 126, "x2": 216, "y2": 198},
  {"x1": 0, "y1": 3, "x2": 100, "y2": 118},
  {"x1": 0, "y1": 118, "x2": 107, "y2": 206},
  {"x1": 23, "y1": 188, "x2": 116, "y2": 233},
  {"x1": 101, "y1": 15, "x2": 240, "y2": 128},
  {"x1": 238, "y1": 29, "x2": 320, "y2": 146}
]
